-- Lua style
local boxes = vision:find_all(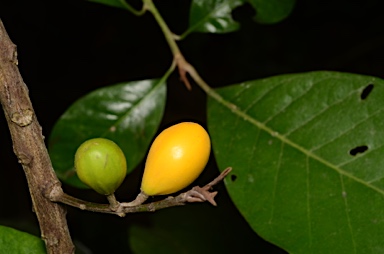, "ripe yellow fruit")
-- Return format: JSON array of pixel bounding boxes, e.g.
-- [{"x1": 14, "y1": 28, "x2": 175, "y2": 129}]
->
[
  {"x1": 75, "y1": 138, "x2": 127, "y2": 195},
  {"x1": 141, "y1": 122, "x2": 211, "y2": 196}
]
